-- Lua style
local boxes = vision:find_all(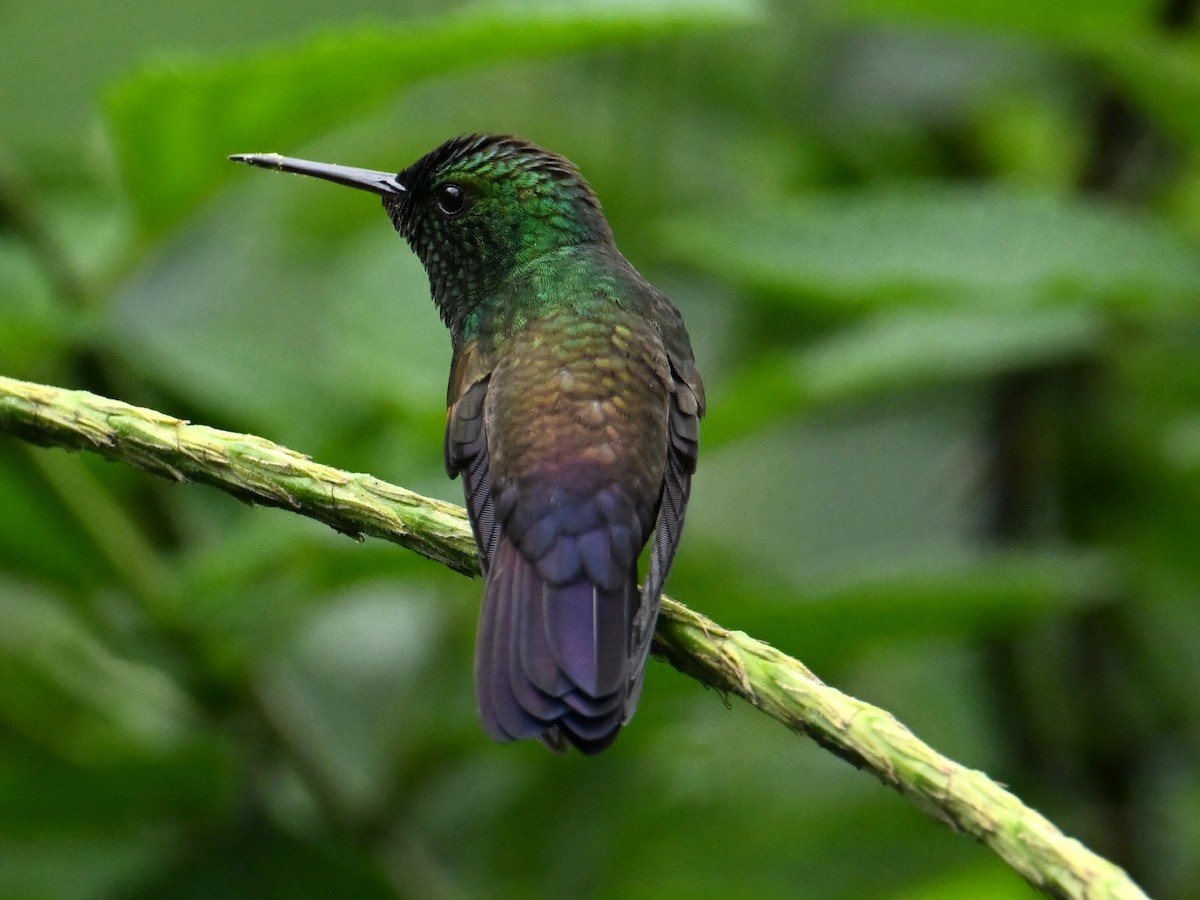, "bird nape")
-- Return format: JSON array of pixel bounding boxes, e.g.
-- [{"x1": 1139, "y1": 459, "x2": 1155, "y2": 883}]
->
[{"x1": 231, "y1": 135, "x2": 704, "y2": 754}]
